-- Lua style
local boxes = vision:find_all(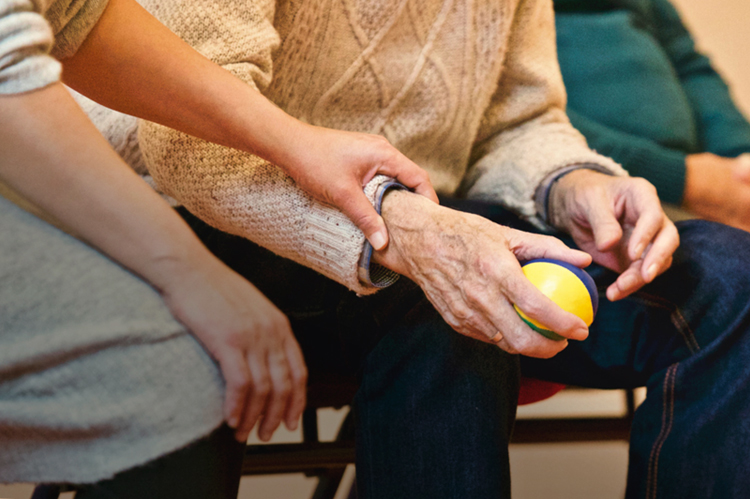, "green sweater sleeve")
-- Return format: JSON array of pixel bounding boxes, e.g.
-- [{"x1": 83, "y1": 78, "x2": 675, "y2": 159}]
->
[
  {"x1": 566, "y1": 108, "x2": 687, "y2": 205},
  {"x1": 650, "y1": 0, "x2": 750, "y2": 157}
]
